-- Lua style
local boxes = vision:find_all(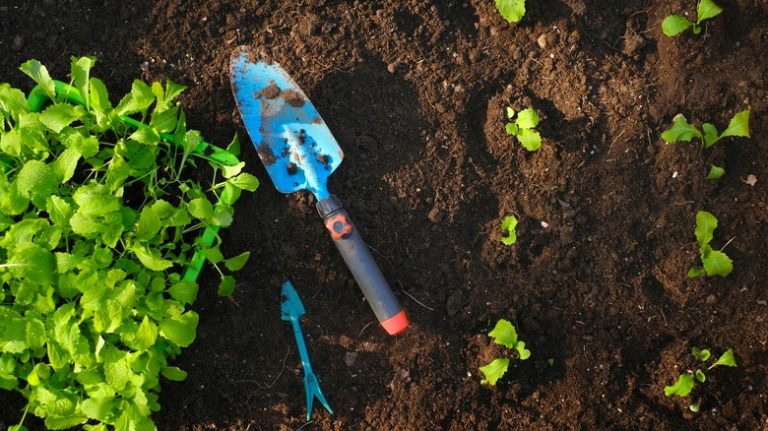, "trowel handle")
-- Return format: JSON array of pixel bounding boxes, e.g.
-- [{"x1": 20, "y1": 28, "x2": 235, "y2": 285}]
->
[{"x1": 317, "y1": 195, "x2": 408, "y2": 335}]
